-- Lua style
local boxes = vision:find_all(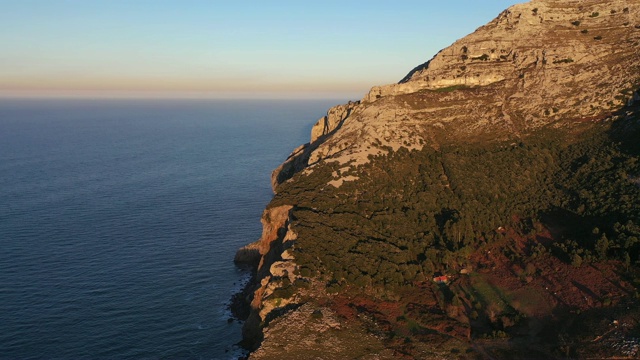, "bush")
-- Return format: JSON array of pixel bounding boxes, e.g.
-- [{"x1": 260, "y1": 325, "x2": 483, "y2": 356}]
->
[
  {"x1": 272, "y1": 286, "x2": 296, "y2": 299},
  {"x1": 311, "y1": 309, "x2": 323, "y2": 319},
  {"x1": 553, "y1": 58, "x2": 575, "y2": 64},
  {"x1": 572, "y1": 253, "x2": 583, "y2": 268}
]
